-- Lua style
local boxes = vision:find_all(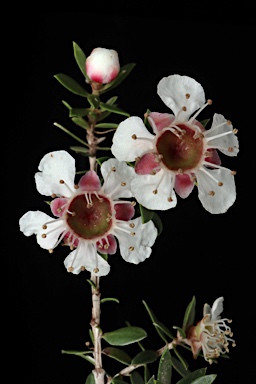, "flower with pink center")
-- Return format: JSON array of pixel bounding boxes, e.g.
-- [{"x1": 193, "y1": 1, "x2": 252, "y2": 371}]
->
[
  {"x1": 85, "y1": 47, "x2": 120, "y2": 84},
  {"x1": 181, "y1": 297, "x2": 236, "y2": 364},
  {"x1": 111, "y1": 74, "x2": 239, "y2": 214},
  {"x1": 19, "y1": 150, "x2": 157, "y2": 276}
]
